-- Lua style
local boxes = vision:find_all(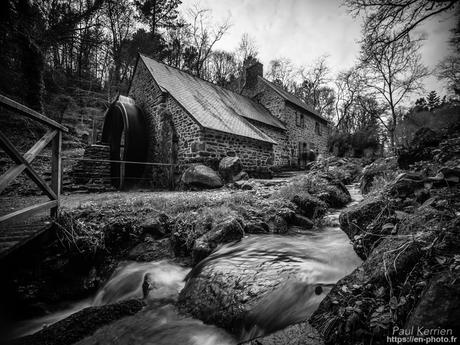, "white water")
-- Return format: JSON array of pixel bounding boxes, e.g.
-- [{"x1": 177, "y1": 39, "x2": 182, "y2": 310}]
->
[{"x1": 10, "y1": 185, "x2": 363, "y2": 344}]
